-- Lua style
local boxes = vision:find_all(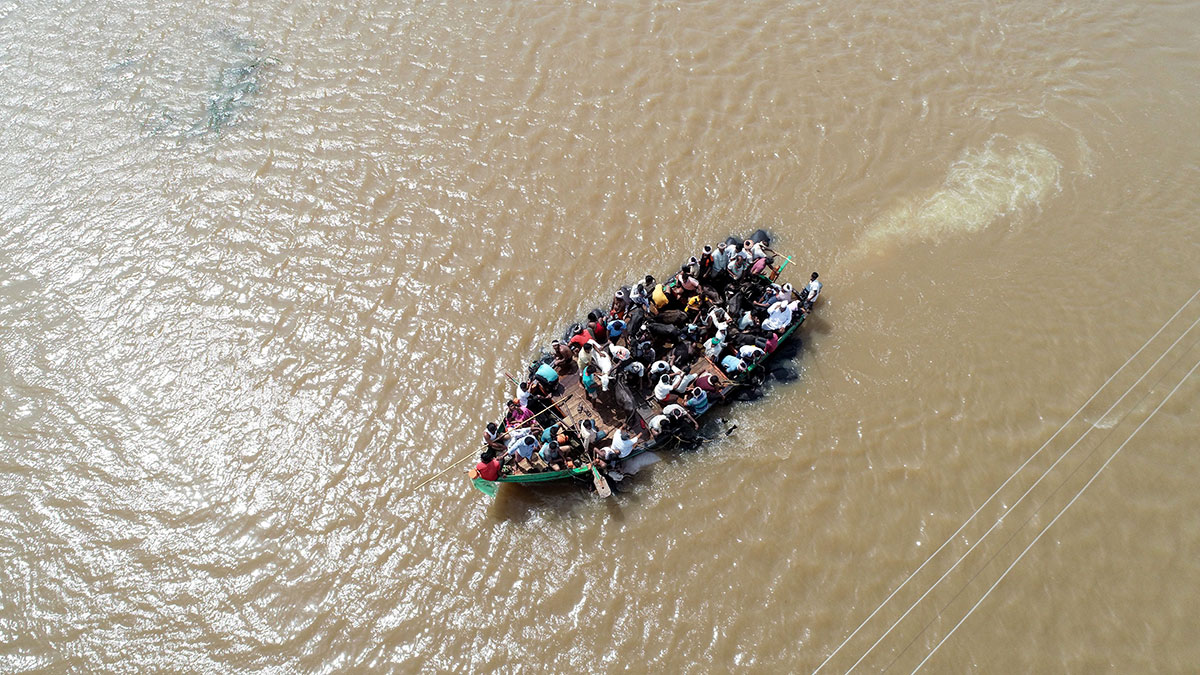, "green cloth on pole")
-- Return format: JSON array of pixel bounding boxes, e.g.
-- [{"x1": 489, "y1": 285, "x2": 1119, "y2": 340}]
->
[{"x1": 473, "y1": 478, "x2": 498, "y2": 497}]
